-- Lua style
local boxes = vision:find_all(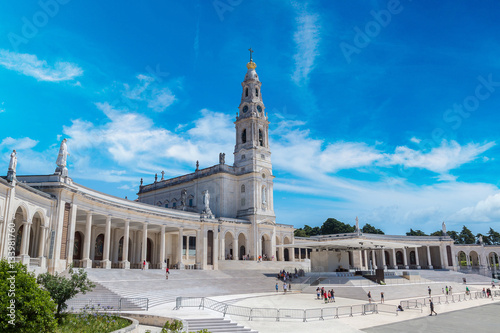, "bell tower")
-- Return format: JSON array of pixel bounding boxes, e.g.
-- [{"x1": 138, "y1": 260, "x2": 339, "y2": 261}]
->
[
  {"x1": 234, "y1": 49, "x2": 272, "y2": 173},
  {"x1": 234, "y1": 49, "x2": 275, "y2": 224}
]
